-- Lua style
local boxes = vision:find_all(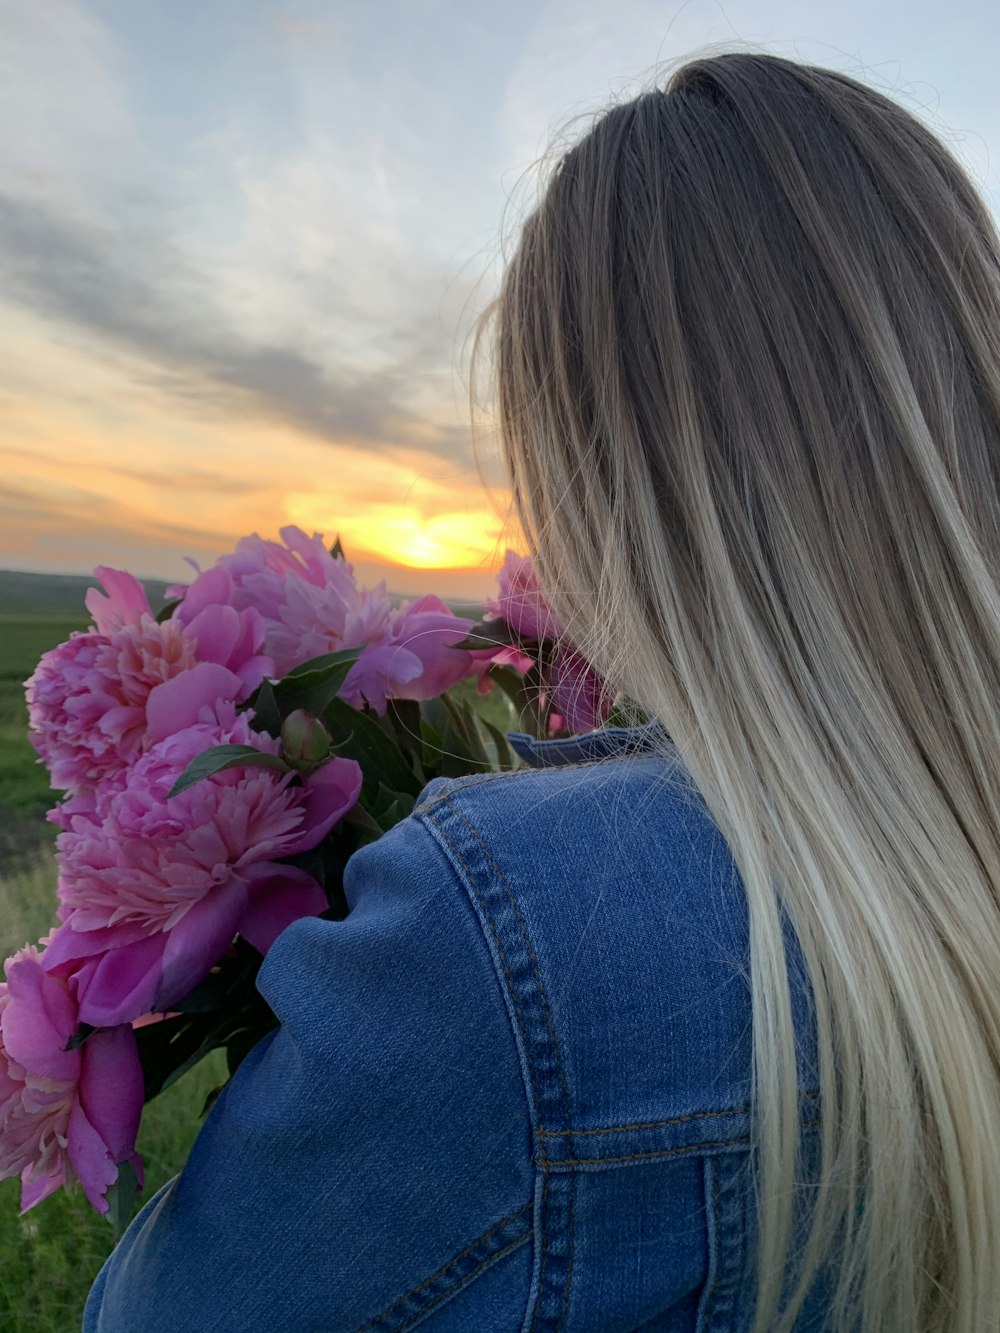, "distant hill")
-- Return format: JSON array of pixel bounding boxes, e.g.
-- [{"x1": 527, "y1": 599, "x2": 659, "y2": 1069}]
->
[
  {"x1": 0, "y1": 569, "x2": 485, "y2": 622},
  {"x1": 0, "y1": 569, "x2": 174, "y2": 618}
]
